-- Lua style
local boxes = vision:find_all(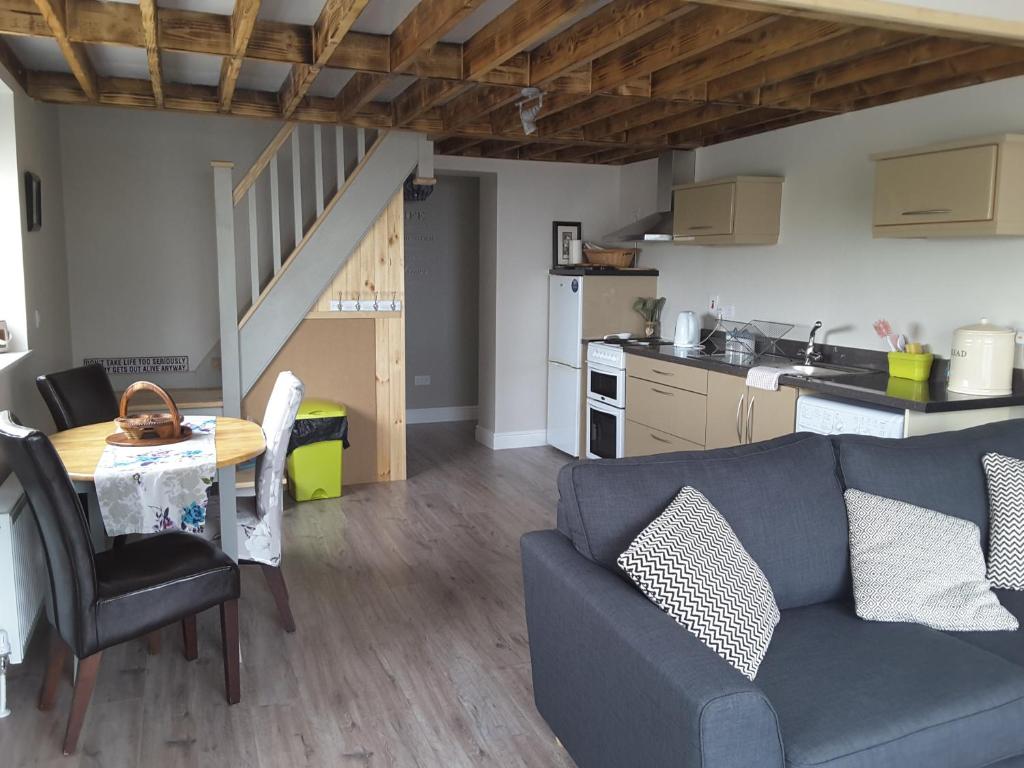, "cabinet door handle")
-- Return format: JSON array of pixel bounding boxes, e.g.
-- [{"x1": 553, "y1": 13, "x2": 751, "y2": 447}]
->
[
  {"x1": 650, "y1": 369, "x2": 674, "y2": 376},
  {"x1": 746, "y1": 396, "x2": 756, "y2": 443},
  {"x1": 687, "y1": 225, "x2": 713, "y2": 230},
  {"x1": 735, "y1": 393, "x2": 746, "y2": 442},
  {"x1": 901, "y1": 208, "x2": 952, "y2": 216},
  {"x1": 651, "y1": 388, "x2": 674, "y2": 396},
  {"x1": 650, "y1": 433, "x2": 672, "y2": 445}
]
